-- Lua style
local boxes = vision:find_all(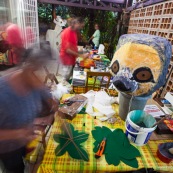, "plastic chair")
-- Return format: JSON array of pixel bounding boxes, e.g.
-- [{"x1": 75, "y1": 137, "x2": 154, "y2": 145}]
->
[{"x1": 85, "y1": 71, "x2": 112, "y2": 92}]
